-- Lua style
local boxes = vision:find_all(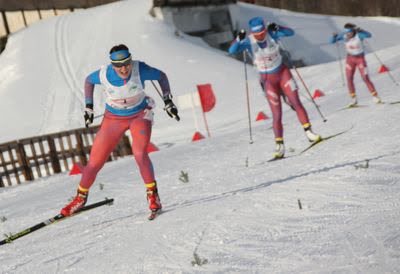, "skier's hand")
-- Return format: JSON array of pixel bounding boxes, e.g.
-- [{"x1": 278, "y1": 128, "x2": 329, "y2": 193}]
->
[
  {"x1": 267, "y1": 22, "x2": 279, "y2": 32},
  {"x1": 332, "y1": 32, "x2": 338, "y2": 41},
  {"x1": 237, "y1": 29, "x2": 246, "y2": 41},
  {"x1": 163, "y1": 95, "x2": 180, "y2": 121},
  {"x1": 84, "y1": 104, "x2": 94, "y2": 128}
]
